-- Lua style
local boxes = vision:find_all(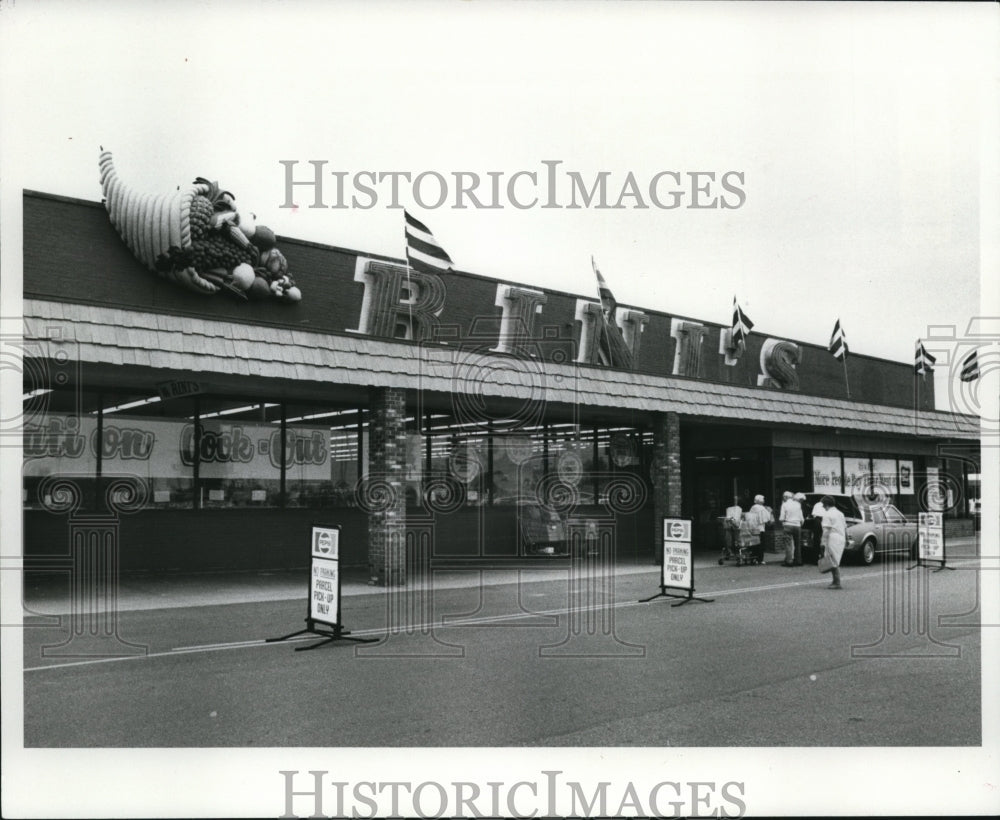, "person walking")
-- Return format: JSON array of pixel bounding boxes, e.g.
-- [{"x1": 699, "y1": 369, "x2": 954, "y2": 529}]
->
[
  {"x1": 820, "y1": 495, "x2": 846, "y2": 589},
  {"x1": 779, "y1": 491, "x2": 805, "y2": 566}
]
